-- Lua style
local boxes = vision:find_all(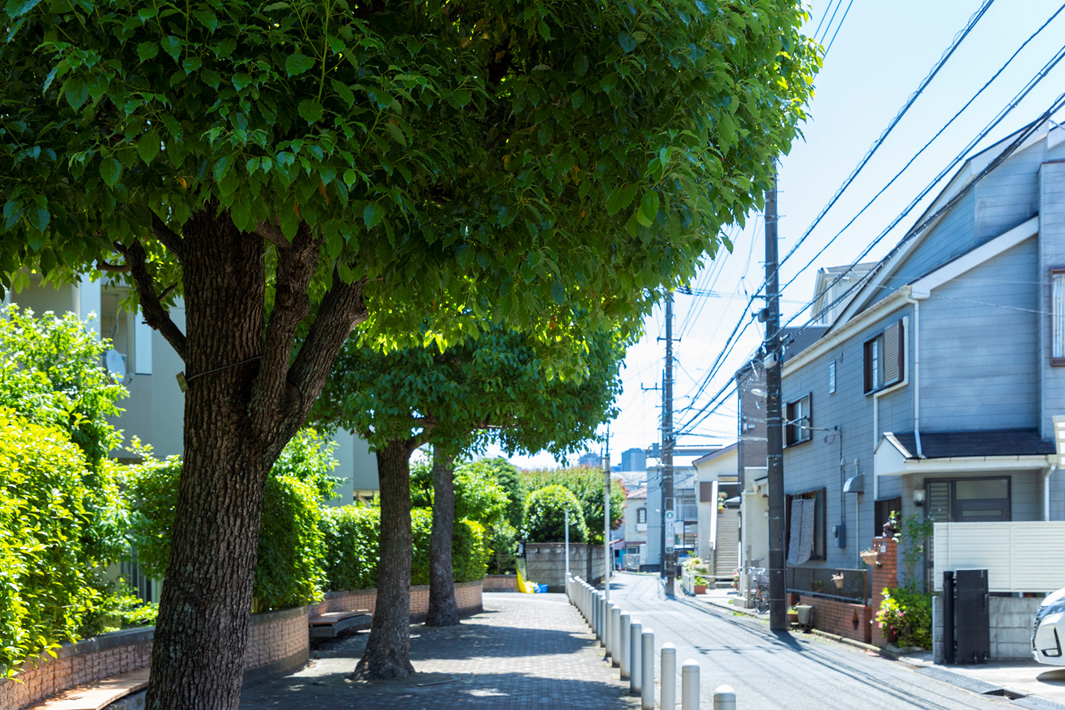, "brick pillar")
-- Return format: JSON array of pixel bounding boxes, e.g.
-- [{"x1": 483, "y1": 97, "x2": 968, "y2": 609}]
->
[{"x1": 870, "y1": 536, "x2": 898, "y2": 647}]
